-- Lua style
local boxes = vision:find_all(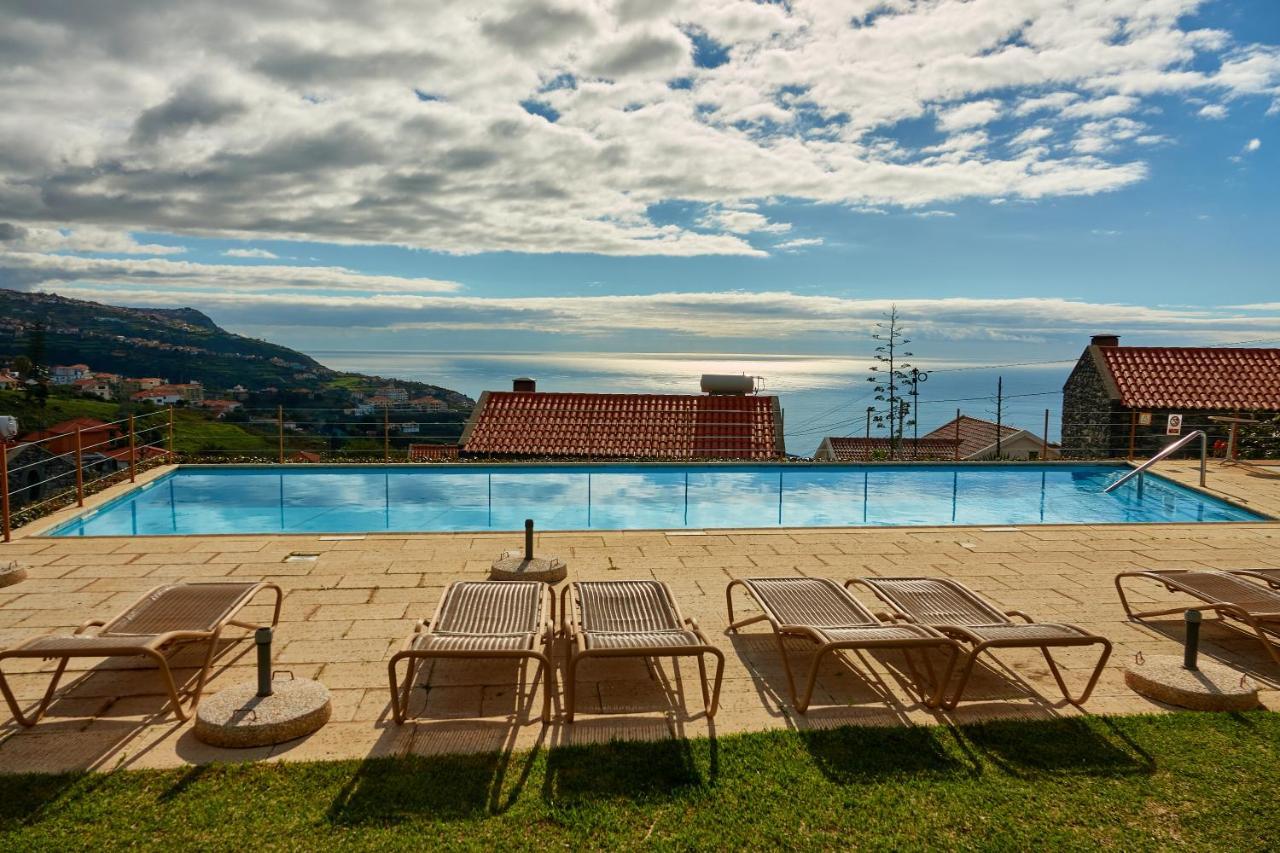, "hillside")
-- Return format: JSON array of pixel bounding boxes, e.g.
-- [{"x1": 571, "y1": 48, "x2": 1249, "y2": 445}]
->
[{"x1": 0, "y1": 288, "x2": 472, "y2": 407}]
